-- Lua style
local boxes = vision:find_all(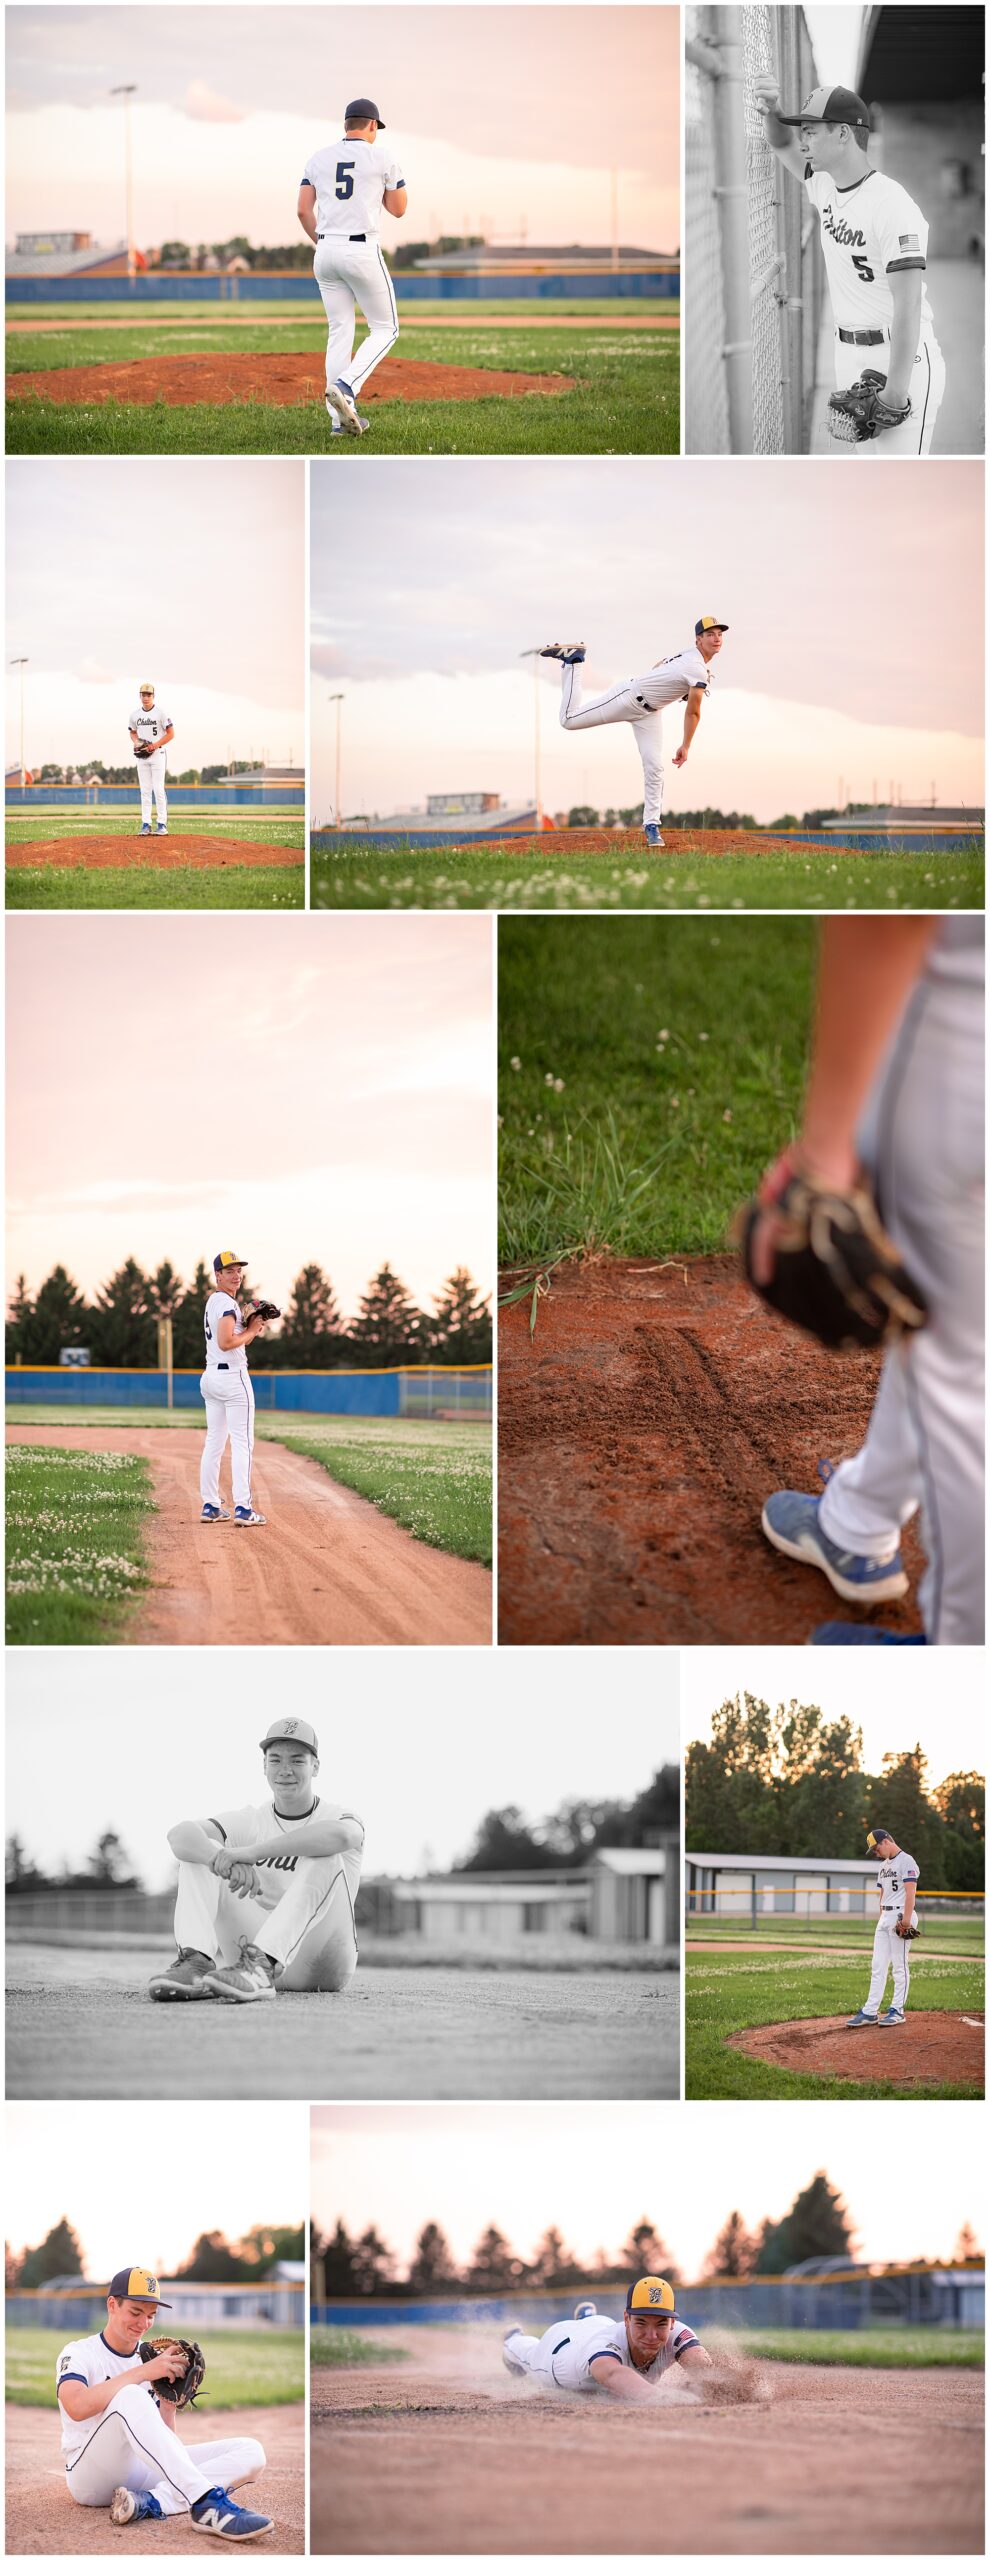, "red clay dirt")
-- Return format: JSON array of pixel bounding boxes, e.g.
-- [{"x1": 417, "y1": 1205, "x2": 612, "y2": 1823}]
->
[
  {"x1": 312, "y1": 2346, "x2": 984, "y2": 2555},
  {"x1": 471, "y1": 830, "x2": 874, "y2": 858},
  {"x1": 6, "y1": 833, "x2": 301, "y2": 870},
  {"x1": 6, "y1": 2401, "x2": 303, "y2": 2555},
  {"x1": 9, "y1": 354, "x2": 574, "y2": 408},
  {"x1": 728, "y1": 2011, "x2": 984, "y2": 2090},
  {"x1": 498, "y1": 1253, "x2": 924, "y2": 1646},
  {"x1": 6, "y1": 1425, "x2": 492, "y2": 1648}
]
